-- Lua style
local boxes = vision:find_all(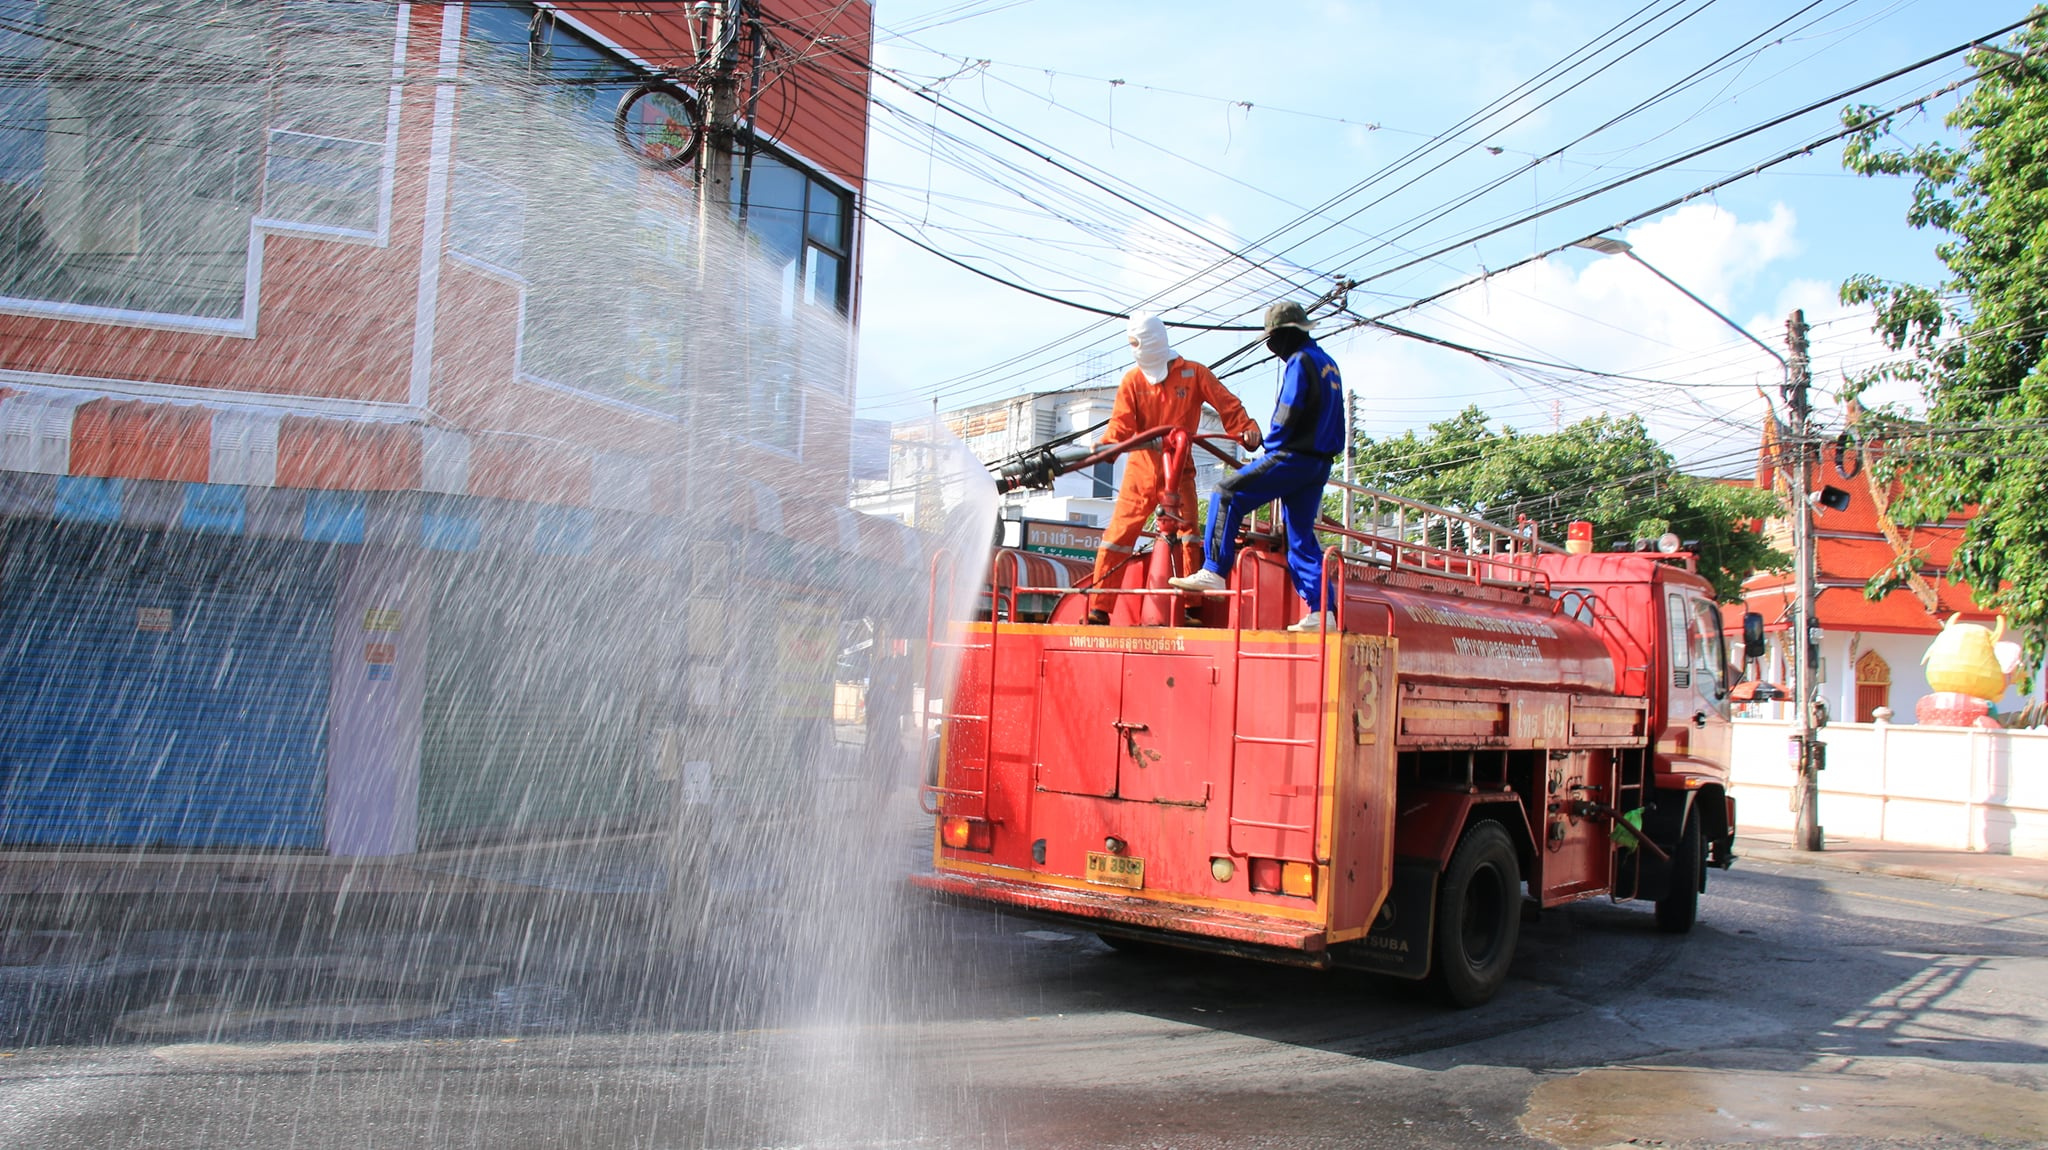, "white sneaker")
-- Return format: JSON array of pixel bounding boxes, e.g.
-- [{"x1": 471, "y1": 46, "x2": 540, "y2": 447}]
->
[
  {"x1": 1287, "y1": 610, "x2": 1337, "y2": 632},
  {"x1": 1167, "y1": 568, "x2": 1227, "y2": 593}
]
